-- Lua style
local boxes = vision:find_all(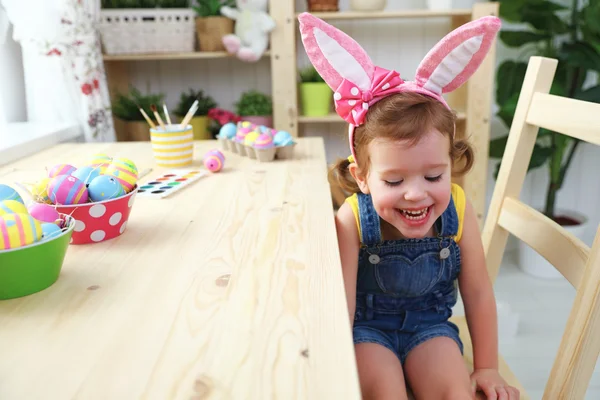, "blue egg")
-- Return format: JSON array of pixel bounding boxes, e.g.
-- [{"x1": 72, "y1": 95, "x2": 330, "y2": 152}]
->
[
  {"x1": 41, "y1": 222, "x2": 62, "y2": 240},
  {"x1": 71, "y1": 166, "x2": 101, "y2": 185},
  {"x1": 273, "y1": 131, "x2": 293, "y2": 146},
  {"x1": 0, "y1": 184, "x2": 24, "y2": 204},
  {"x1": 87, "y1": 175, "x2": 125, "y2": 202},
  {"x1": 218, "y1": 122, "x2": 237, "y2": 139}
]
